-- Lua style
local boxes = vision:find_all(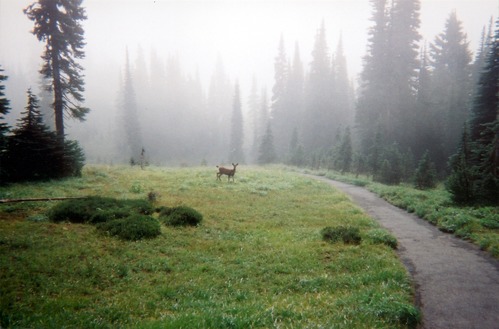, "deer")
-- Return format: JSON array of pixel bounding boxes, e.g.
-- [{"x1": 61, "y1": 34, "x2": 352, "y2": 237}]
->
[{"x1": 216, "y1": 163, "x2": 238, "y2": 182}]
